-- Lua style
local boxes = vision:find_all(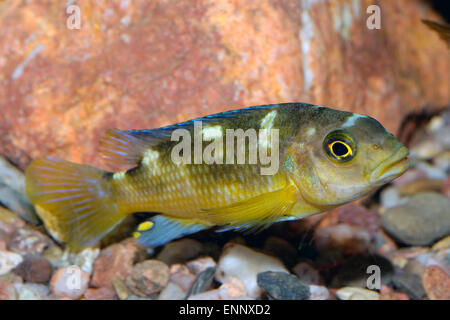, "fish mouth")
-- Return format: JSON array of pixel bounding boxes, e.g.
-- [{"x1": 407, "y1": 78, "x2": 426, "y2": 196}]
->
[{"x1": 370, "y1": 145, "x2": 410, "y2": 184}]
